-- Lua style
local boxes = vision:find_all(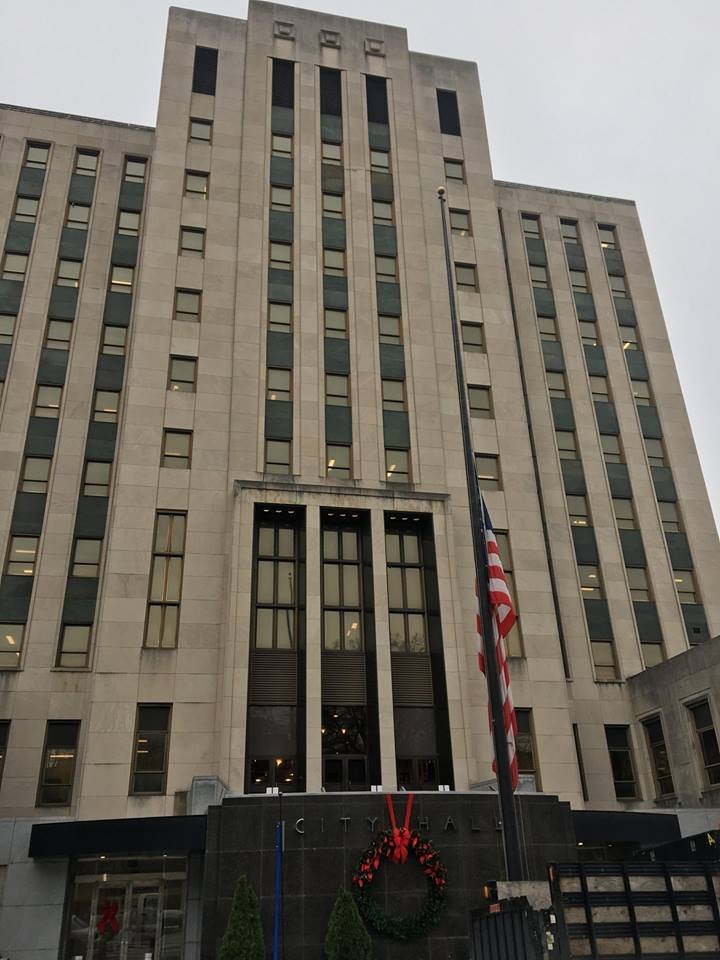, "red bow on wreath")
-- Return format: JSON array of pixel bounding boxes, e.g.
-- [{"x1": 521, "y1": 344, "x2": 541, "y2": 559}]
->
[
  {"x1": 97, "y1": 900, "x2": 120, "y2": 935},
  {"x1": 386, "y1": 792, "x2": 414, "y2": 864}
]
